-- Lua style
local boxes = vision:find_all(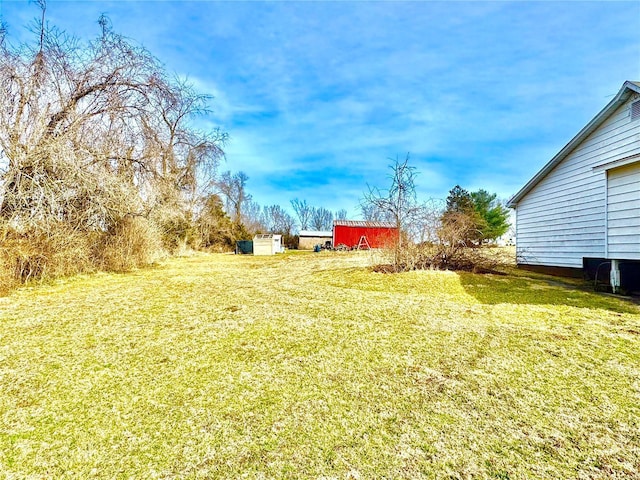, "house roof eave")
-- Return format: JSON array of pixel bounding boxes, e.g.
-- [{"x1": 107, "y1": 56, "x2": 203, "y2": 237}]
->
[{"x1": 507, "y1": 81, "x2": 640, "y2": 208}]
